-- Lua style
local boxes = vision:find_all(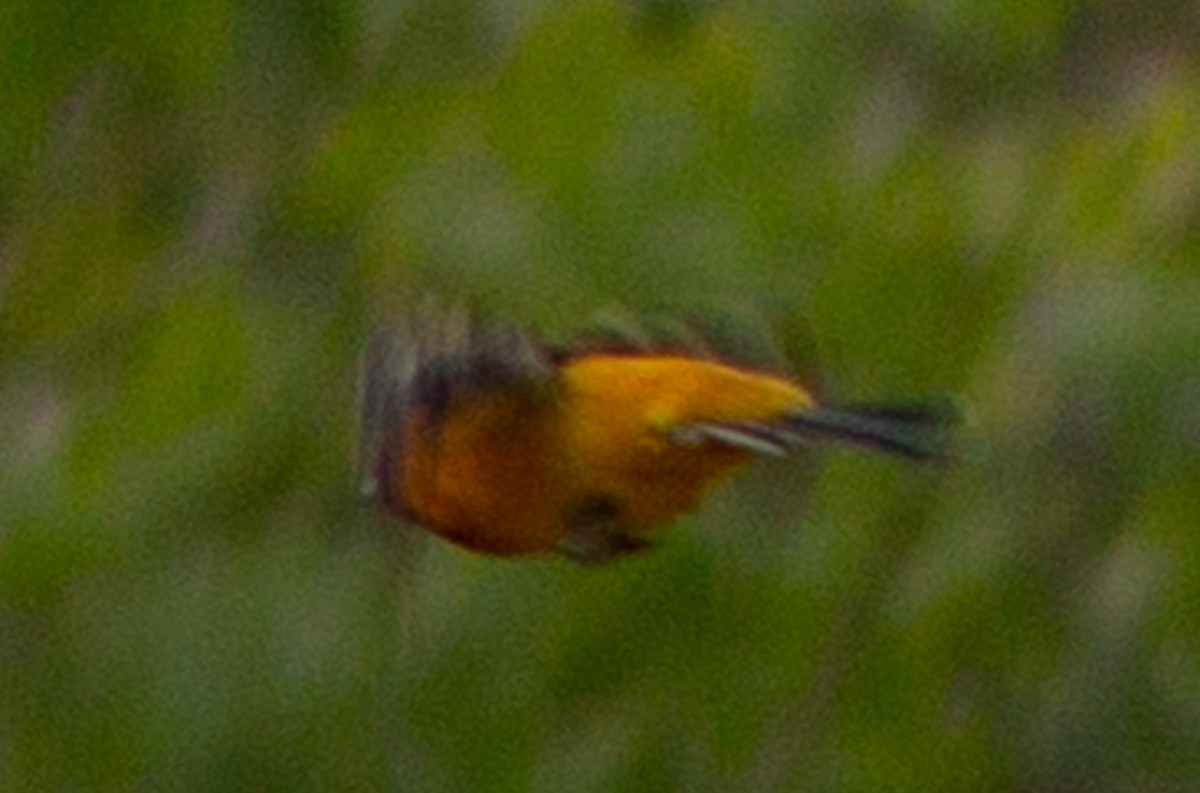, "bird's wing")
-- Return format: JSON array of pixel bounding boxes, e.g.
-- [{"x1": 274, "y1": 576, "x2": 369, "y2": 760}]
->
[
  {"x1": 357, "y1": 300, "x2": 556, "y2": 503},
  {"x1": 669, "y1": 419, "x2": 794, "y2": 457},
  {"x1": 557, "y1": 305, "x2": 793, "y2": 376}
]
